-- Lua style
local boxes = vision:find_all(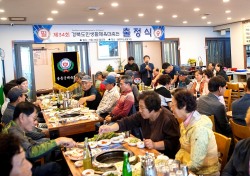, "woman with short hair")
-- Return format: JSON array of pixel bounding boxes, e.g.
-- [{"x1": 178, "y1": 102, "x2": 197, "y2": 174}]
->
[{"x1": 172, "y1": 89, "x2": 220, "y2": 175}]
